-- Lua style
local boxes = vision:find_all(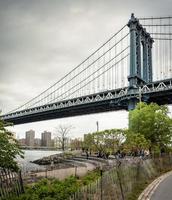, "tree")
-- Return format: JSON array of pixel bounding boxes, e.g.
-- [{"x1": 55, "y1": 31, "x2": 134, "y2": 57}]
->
[
  {"x1": 124, "y1": 130, "x2": 150, "y2": 155},
  {"x1": 103, "y1": 129, "x2": 125, "y2": 154},
  {"x1": 83, "y1": 129, "x2": 125, "y2": 157},
  {"x1": 129, "y1": 102, "x2": 172, "y2": 152},
  {"x1": 54, "y1": 124, "x2": 73, "y2": 151},
  {"x1": 0, "y1": 118, "x2": 23, "y2": 171},
  {"x1": 83, "y1": 133, "x2": 94, "y2": 154}
]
